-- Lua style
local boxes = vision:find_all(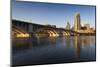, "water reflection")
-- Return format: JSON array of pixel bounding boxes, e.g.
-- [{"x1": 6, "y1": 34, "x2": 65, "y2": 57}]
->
[
  {"x1": 12, "y1": 36, "x2": 96, "y2": 66},
  {"x1": 62, "y1": 36, "x2": 71, "y2": 47},
  {"x1": 73, "y1": 36, "x2": 95, "y2": 59},
  {"x1": 82, "y1": 36, "x2": 90, "y2": 47},
  {"x1": 74, "y1": 36, "x2": 81, "y2": 58}
]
